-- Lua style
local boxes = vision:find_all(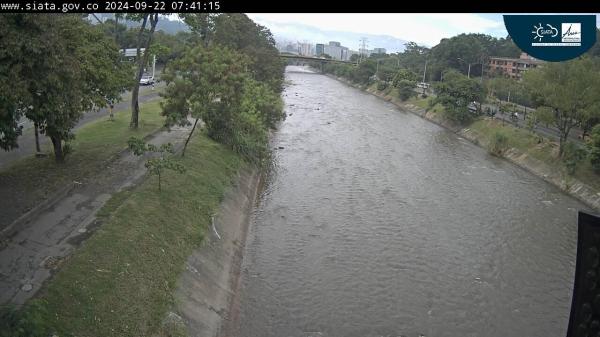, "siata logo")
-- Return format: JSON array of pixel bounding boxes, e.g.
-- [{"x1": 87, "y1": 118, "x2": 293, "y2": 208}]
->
[
  {"x1": 529, "y1": 22, "x2": 583, "y2": 47},
  {"x1": 532, "y1": 23, "x2": 558, "y2": 42},
  {"x1": 504, "y1": 14, "x2": 596, "y2": 61},
  {"x1": 562, "y1": 23, "x2": 582, "y2": 43}
]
